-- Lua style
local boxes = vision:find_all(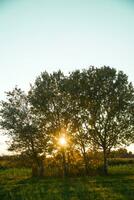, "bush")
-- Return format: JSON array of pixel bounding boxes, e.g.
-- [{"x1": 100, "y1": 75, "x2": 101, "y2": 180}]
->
[{"x1": 108, "y1": 158, "x2": 134, "y2": 166}]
